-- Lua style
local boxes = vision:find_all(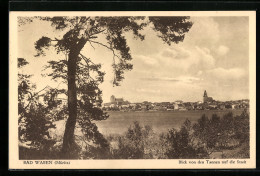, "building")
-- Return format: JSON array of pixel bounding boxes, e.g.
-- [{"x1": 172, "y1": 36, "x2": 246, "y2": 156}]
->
[
  {"x1": 110, "y1": 95, "x2": 124, "y2": 106},
  {"x1": 173, "y1": 103, "x2": 179, "y2": 110},
  {"x1": 175, "y1": 100, "x2": 183, "y2": 104},
  {"x1": 203, "y1": 90, "x2": 214, "y2": 103},
  {"x1": 102, "y1": 95, "x2": 131, "y2": 110},
  {"x1": 178, "y1": 104, "x2": 187, "y2": 111}
]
